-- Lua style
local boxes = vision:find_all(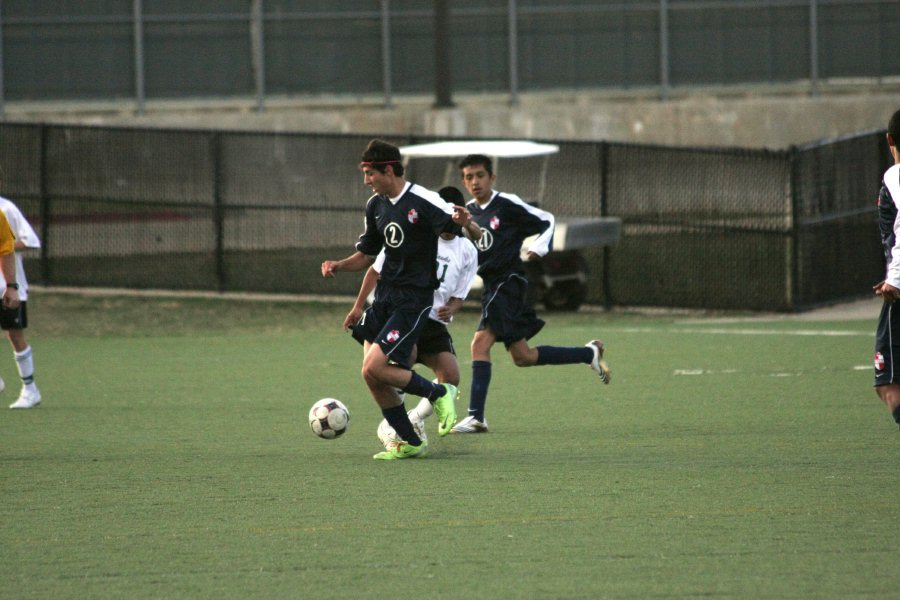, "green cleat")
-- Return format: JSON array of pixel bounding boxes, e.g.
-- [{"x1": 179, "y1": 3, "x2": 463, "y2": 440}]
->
[
  {"x1": 373, "y1": 440, "x2": 429, "y2": 460},
  {"x1": 433, "y1": 383, "x2": 458, "y2": 437}
]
